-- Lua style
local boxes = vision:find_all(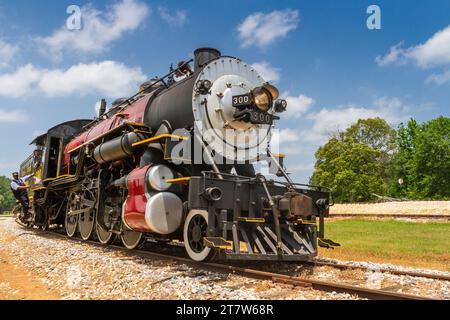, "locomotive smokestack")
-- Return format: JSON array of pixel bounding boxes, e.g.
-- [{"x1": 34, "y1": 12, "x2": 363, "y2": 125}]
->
[
  {"x1": 194, "y1": 47, "x2": 221, "y2": 70},
  {"x1": 99, "y1": 99, "x2": 107, "y2": 117}
]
